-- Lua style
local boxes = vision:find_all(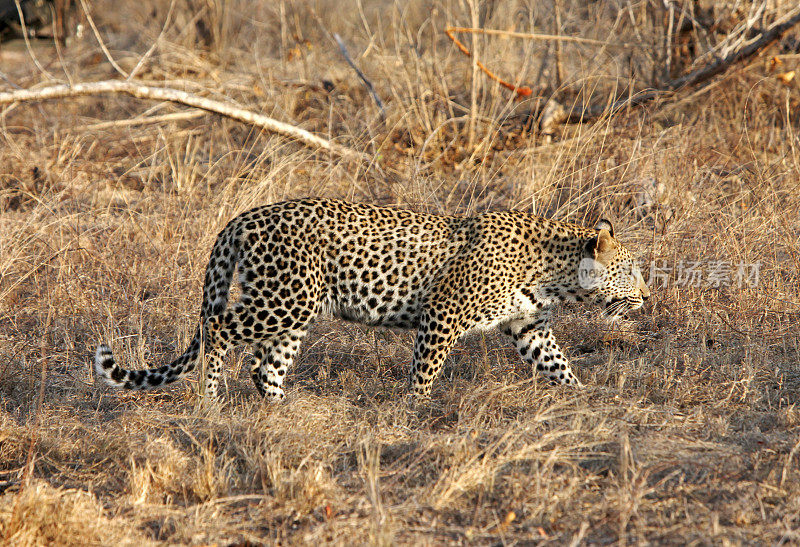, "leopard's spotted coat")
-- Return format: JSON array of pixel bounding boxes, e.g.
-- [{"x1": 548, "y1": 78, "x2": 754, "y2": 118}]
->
[{"x1": 95, "y1": 198, "x2": 650, "y2": 400}]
